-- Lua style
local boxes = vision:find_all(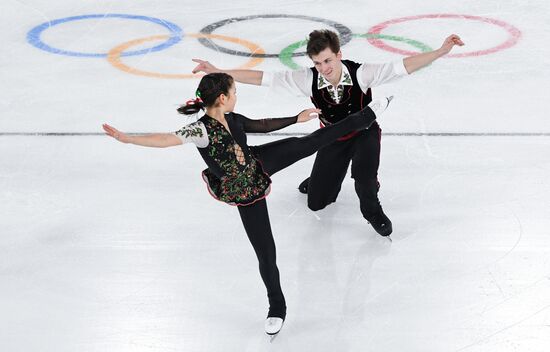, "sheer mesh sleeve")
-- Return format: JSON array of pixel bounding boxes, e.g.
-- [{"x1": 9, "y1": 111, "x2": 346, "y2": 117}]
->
[{"x1": 239, "y1": 114, "x2": 298, "y2": 133}]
